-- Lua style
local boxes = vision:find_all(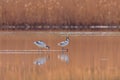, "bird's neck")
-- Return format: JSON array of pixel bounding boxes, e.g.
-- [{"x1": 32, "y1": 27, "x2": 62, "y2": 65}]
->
[{"x1": 66, "y1": 38, "x2": 69, "y2": 42}]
